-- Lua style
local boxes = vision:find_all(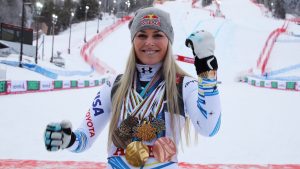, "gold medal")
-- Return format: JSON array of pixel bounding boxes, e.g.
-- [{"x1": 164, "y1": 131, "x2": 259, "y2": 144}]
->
[{"x1": 125, "y1": 141, "x2": 149, "y2": 167}]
